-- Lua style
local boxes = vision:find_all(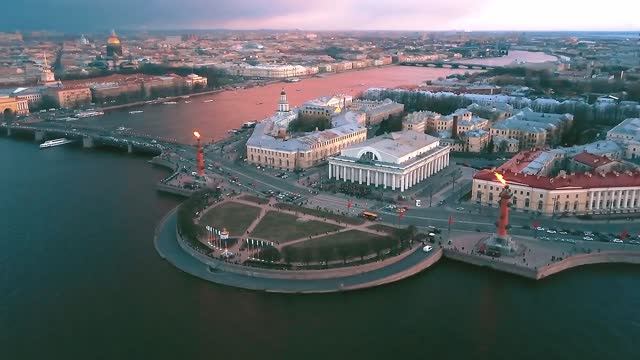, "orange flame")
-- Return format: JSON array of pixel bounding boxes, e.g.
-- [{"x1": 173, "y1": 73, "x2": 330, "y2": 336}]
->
[
  {"x1": 193, "y1": 131, "x2": 201, "y2": 139},
  {"x1": 494, "y1": 172, "x2": 507, "y2": 186}
]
